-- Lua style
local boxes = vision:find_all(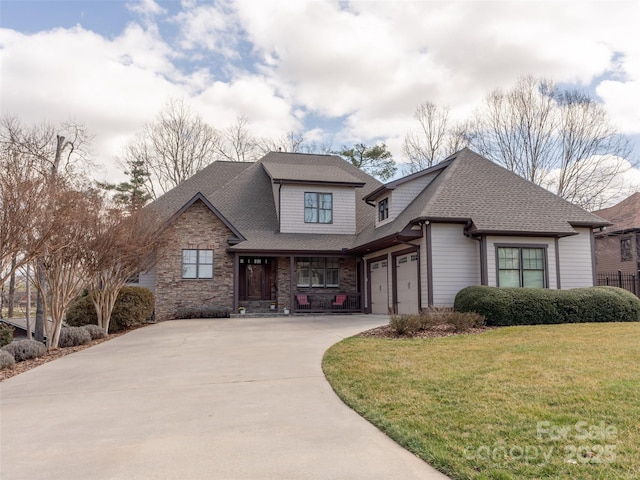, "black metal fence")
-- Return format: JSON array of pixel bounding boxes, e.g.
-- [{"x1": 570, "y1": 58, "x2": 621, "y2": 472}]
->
[{"x1": 596, "y1": 271, "x2": 640, "y2": 297}]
